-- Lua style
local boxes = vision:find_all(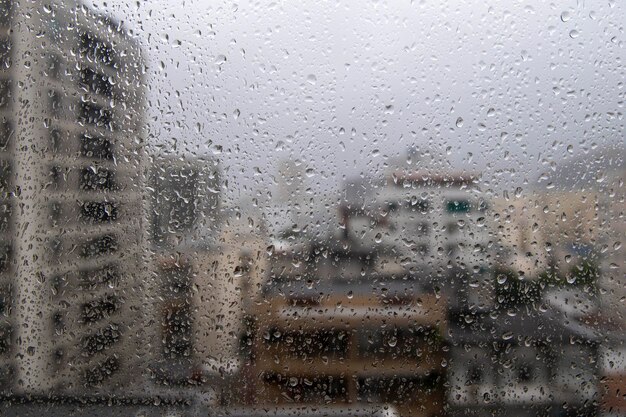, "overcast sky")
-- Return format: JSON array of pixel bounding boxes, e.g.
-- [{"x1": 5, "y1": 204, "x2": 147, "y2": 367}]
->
[{"x1": 88, "y1": 0, "x2": 624, "y2": 209}]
